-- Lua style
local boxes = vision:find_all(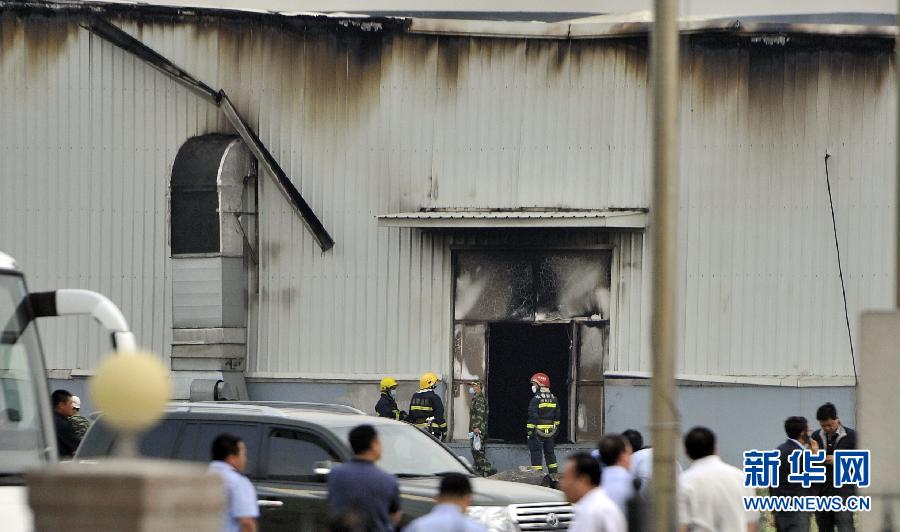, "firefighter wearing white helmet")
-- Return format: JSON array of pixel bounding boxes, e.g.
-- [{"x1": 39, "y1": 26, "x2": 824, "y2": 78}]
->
[
  {"x1": 375, "y1": 377, "x2": 406, "y2": 421},
  {"x1": 526, "y1": 372, "x2": 560, "y2": 474},
  {"x1": 408, "y1": 372, "x2": 447, "y2": 441}
]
